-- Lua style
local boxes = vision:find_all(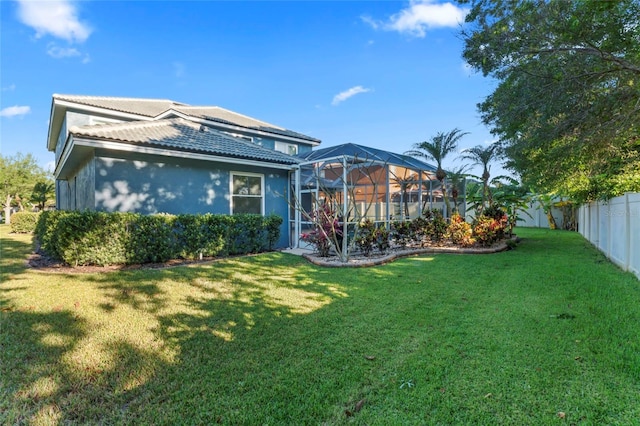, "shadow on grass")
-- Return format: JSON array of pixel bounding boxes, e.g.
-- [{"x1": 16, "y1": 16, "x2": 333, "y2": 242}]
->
[
  {"x1": 0, "y1": 231, "x2": 34, "y2": 282},
  {"x1": 0, "y1": 302, "x2": 178, "y2": 424},
  {"x1": 3, "y1": 228, "x2": 640, "y2": 424}
]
